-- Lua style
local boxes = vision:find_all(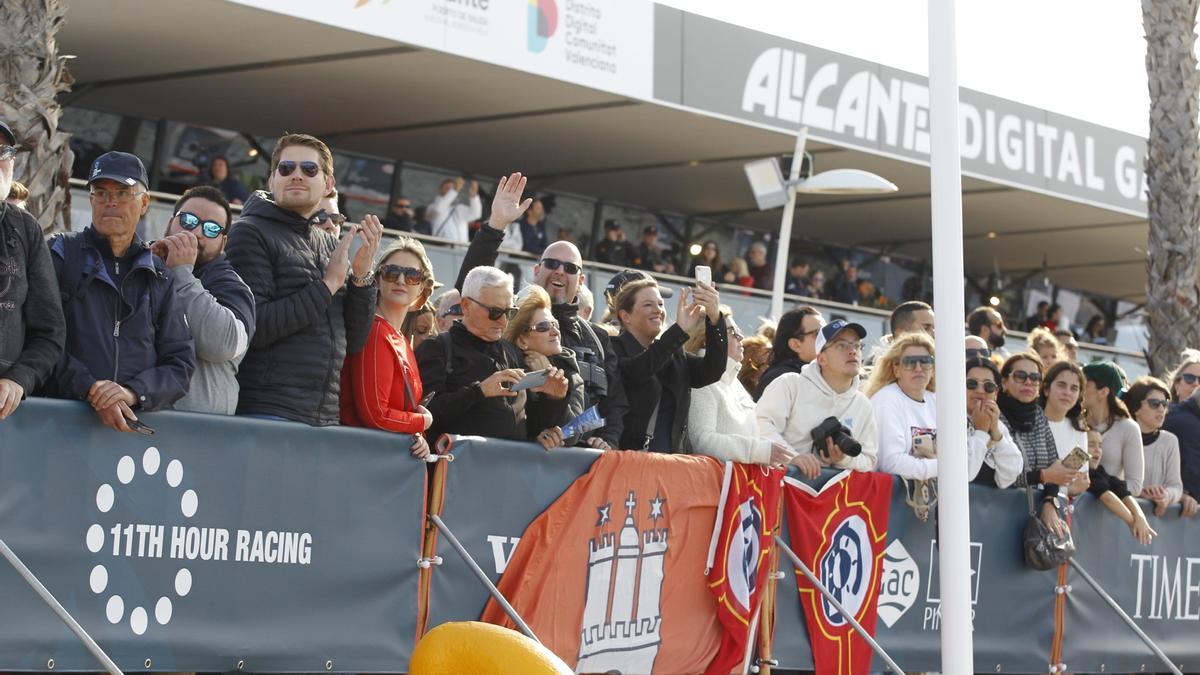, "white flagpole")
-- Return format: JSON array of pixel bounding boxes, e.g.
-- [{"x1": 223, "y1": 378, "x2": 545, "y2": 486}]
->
[{"x1": 928, "y1": 0, "x2": 975, "y2": 673}]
